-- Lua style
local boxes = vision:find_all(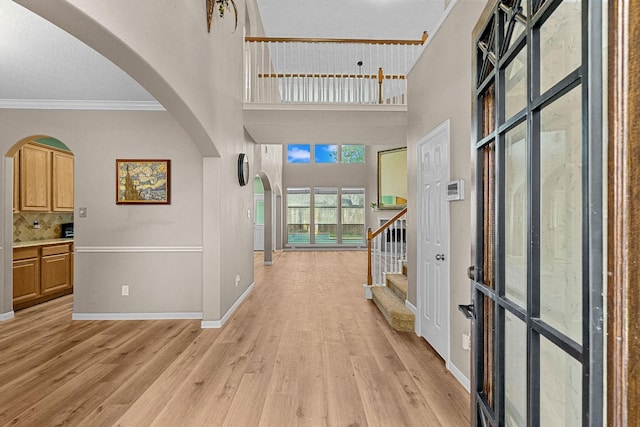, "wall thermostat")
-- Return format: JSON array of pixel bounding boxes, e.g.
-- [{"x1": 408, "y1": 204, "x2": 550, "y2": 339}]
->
[{"x1": 447, "y1": 180, "x2": 464, "y2": 201}]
